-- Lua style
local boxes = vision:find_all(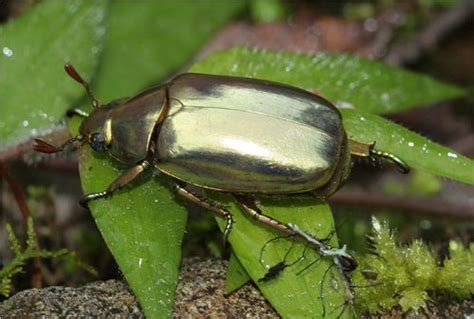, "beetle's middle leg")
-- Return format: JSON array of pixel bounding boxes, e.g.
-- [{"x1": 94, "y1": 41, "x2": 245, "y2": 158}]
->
[
  {"x1": 234, "y1": 194, "x2": 297, "y2": 238},
  {"x1": 234, "y1": 195, "x2": 357, "y2": 269},
  {"x1": 80, "y1": 160, "x2": 151, "y2": 207},
  {"x1": 174, "y1": 185, "x2": 234, "y2": 243}
]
